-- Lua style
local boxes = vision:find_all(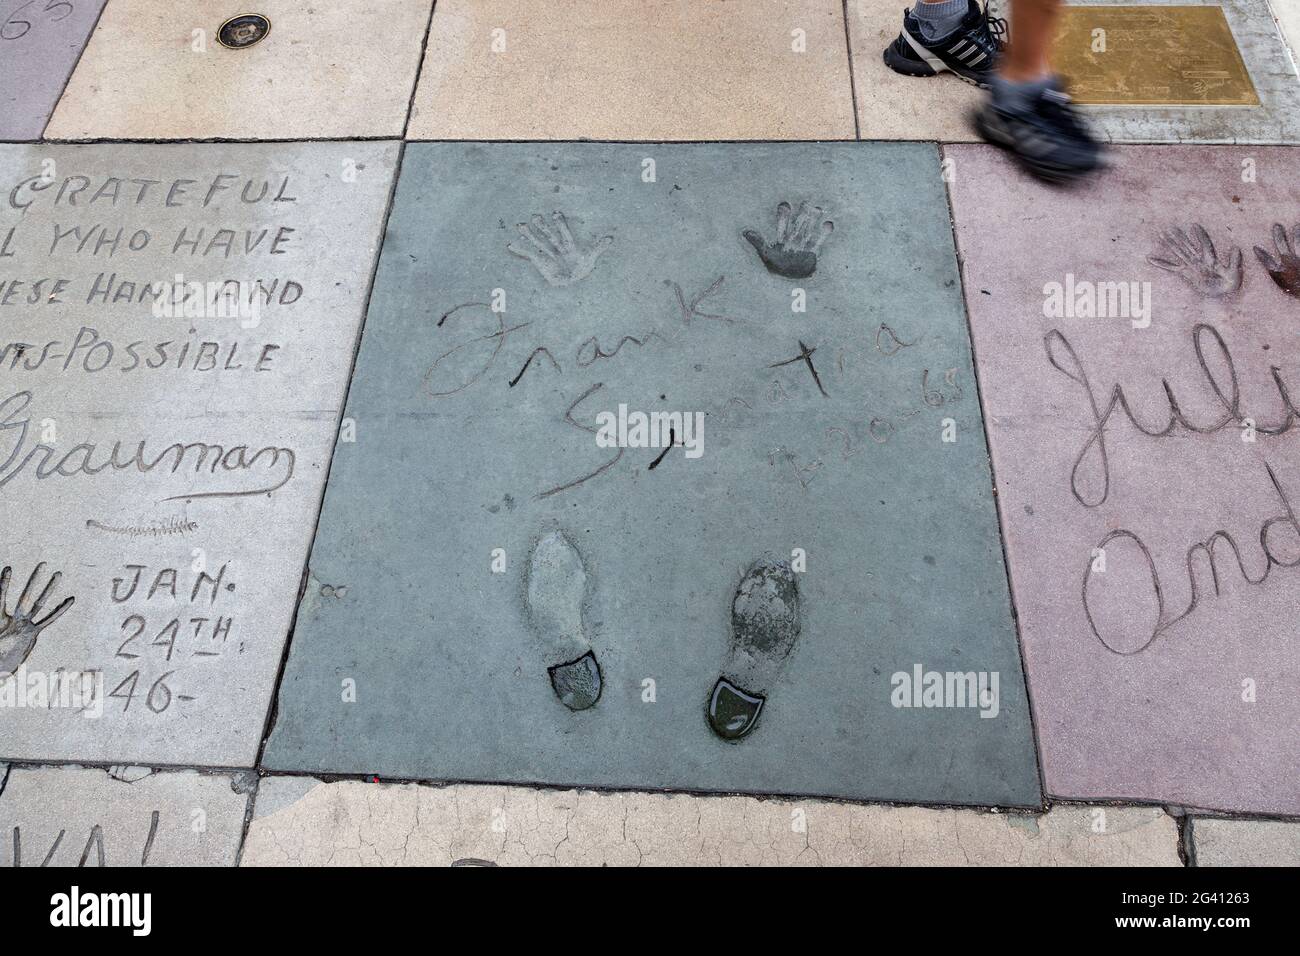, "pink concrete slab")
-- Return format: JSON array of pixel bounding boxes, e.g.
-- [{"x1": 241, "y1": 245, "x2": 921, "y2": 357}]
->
[{"x1": 948, "y1": 144, "x2": 1300, "y2": 815}]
